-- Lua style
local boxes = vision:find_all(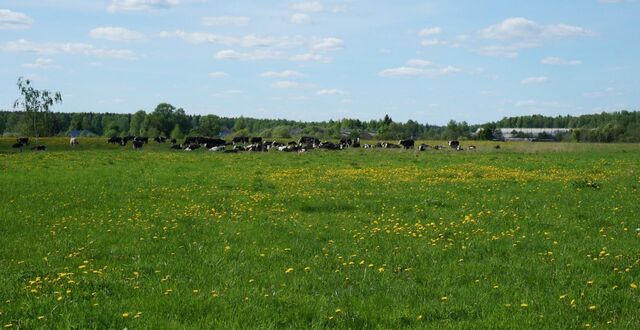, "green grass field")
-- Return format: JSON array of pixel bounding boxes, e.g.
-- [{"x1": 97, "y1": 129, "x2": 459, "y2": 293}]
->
[{"x1": 1, "y1": 138, "x2": 639, "y2": 329}]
